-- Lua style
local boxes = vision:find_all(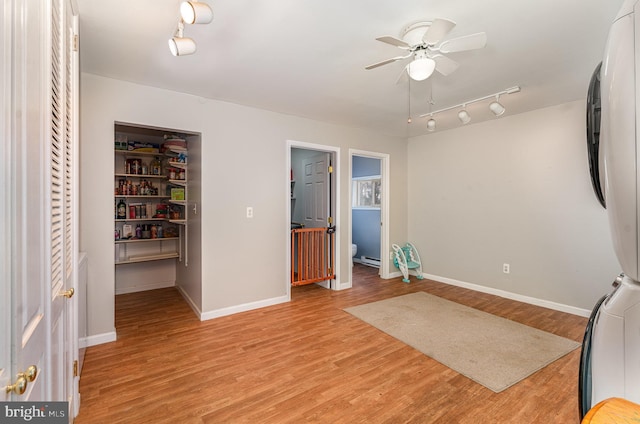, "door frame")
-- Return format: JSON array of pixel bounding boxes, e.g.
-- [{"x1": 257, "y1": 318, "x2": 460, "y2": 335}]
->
[
  {"x1": 348, "y1": 149, "x2": 390, "y2": 282},
  {"x1": 286, "y1": 140, "x2": 340, "y2": 297},
  {"x1": 0, "y1": 0, "x2": 11, "y2": 399}
]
